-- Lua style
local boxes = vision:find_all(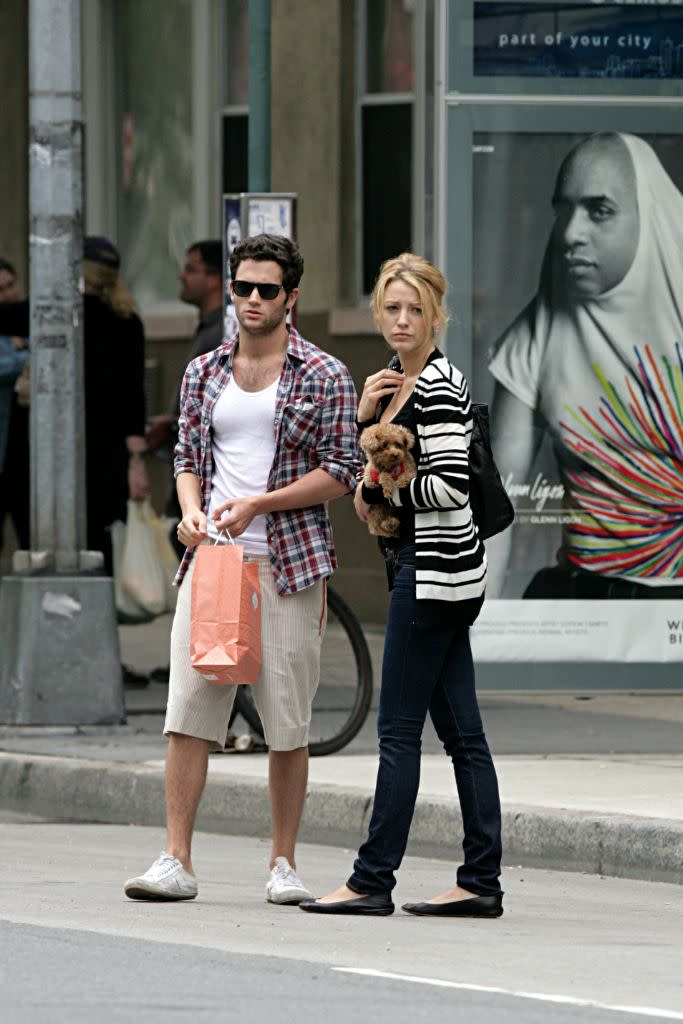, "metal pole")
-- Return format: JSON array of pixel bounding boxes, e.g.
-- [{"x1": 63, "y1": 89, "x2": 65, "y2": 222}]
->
[
  {"x1": 248, "y1": 0, "x2": 271, "y2": 192},
  {"x1": 28, "y1": 0, "x2": 86, "y2": 571},
  {"x1": 0, "y1": 0, "x2": 123, "y2": 725}
]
